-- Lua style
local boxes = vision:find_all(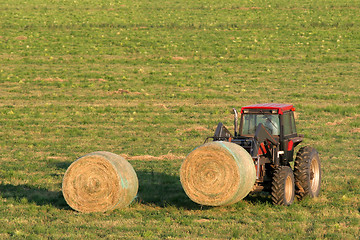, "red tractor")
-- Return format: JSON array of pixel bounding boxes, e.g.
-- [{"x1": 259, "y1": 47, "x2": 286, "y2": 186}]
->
[{"x1": 211, "y1": 103, "x2": 321, "y2": 205}]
